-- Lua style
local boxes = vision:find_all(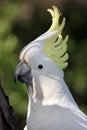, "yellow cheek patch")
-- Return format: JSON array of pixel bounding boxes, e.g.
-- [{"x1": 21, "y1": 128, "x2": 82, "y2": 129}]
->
[{"x1": 44, "y1": 6, "x2": 69, "y2": 69}]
